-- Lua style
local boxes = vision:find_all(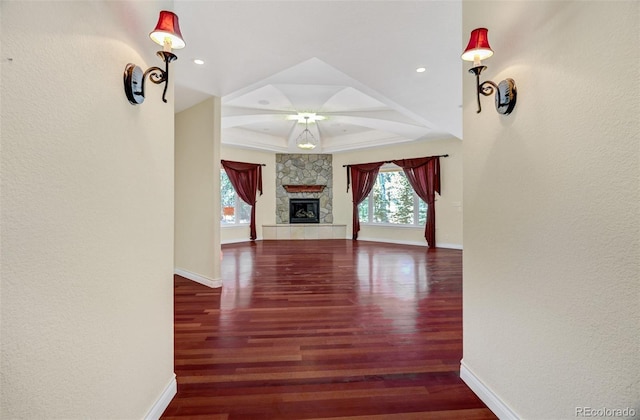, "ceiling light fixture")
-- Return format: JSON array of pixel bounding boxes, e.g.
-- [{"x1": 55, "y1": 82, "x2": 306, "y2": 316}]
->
[
  {"x1": 287, "y1": 112, "x2": 325, "y2": 123},
  {"x1": 123, "y1": 10, "x2": 185, "y2": 105},
  {"x1": 416, "y1": 67, "x2": 426, "y2": 73},
  {"x1": 193, "y1": 59, "x2": 204, "y2": 65},
  {"x1": 462, "y1": 28, "x2": 517, "y2": 115},
  {"x1": 296, "y1": 116, "x2": 318, "y2": 150}
]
